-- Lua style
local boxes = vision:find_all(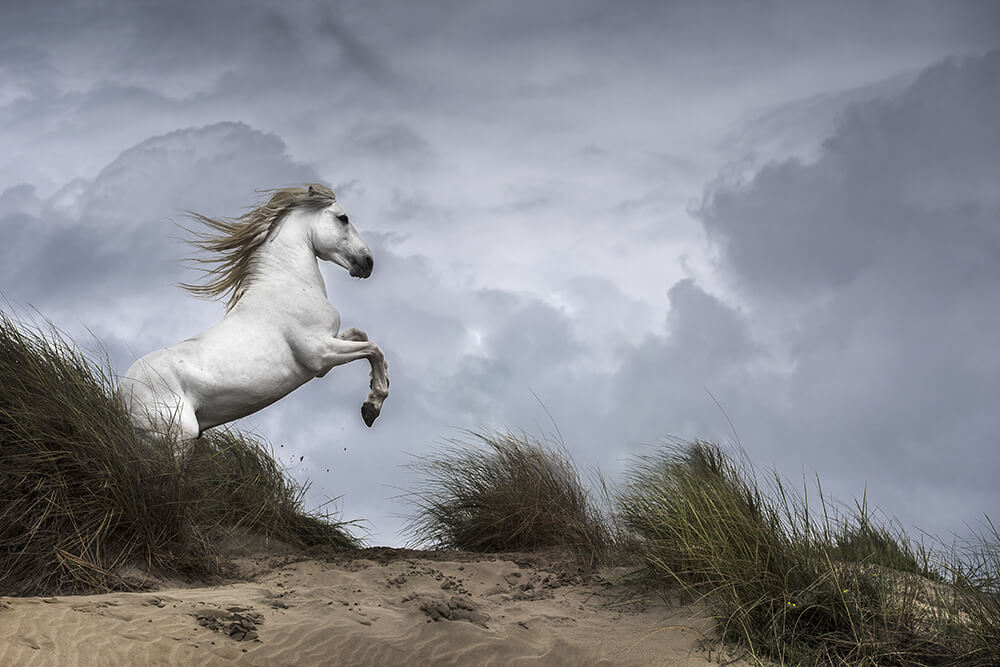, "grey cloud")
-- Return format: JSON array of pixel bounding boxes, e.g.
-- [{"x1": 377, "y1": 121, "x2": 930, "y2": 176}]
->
[
  {"x1": 611, "y1": 279, "x2": 767, "y2": 445},
  {"x1": 0, "y1": 184, "x2": 41, "y2": 217},
  {"x1": 83, "y1": 121, "x2": 317, "y2": 223},
  {"x1": 0, "y1": 82, "x2": 206, "y2": 192},
  {"x1": 0, "y1": 3, "x2": 416, "y2": 192},
  {"x1": 315, "y1": 8, "x2": 400, "y2": 88},
  {"x1": 550, "y1": 278, "x2": 657, "y2": 379},
  {"x1": 380, "y1": 189, "x2": 450, "y2": 226},
  {"x1": 720, "y1": 69, "x2": 921, "y2": 165},
  {"x1": 342, "y1": 121, "x2": 434, "y2": 166},
  {"x1": 679, "y1": 50, "x2": 1000, "y2": 538},
  {"x1": 0, "y1": 44, "x2": 60, "y2": 101},
  {"x1": 4, "y1": 0, "x2": 992, "y2": 199},
  {"x1": 1, "y1": 121, "x2": 319, "y2": 327},
  {"x1": 469, "y1": 296, "x2": 583, "y2": 381},
  {"x1": 118, "y1": 2, "x2": 304, "y2": 82},
  {"x1": 700, "y1": 51, "x2": 1000, "y2": 301}
]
